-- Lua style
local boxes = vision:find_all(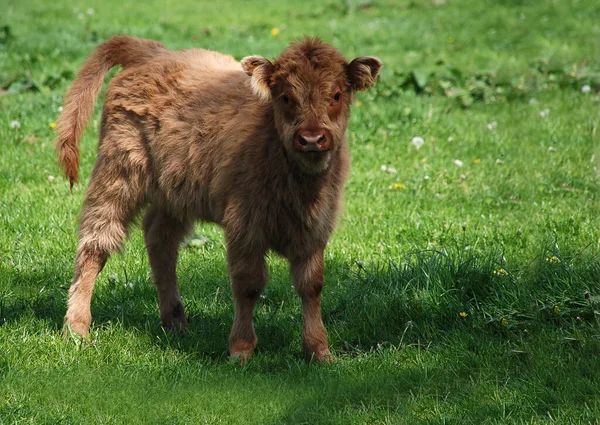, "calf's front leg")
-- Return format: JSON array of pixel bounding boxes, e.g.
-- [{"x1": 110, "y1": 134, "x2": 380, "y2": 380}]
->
[
  {"x1": 291, "y1": 248, "x2": 332, "y2": 362},
  {"x1": 227, "y1": 248, "x2": 267, "y2": 362}
]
